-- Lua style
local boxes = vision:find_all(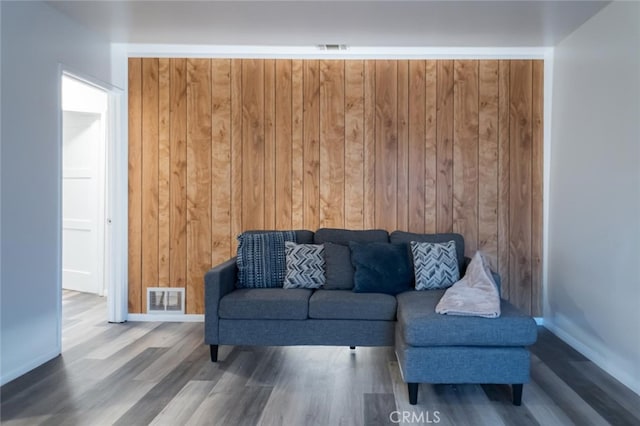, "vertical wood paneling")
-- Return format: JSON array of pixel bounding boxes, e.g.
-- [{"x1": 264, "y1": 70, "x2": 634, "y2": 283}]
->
[
  {"x1": 186, "y1": 59, "x2": 211, "y2": 314},
  {"x1": 453, "y1": 60, "x2": 479, "y2": 257},
  {"x1": 242, "y1": 59, "x2": 265, "y2": 230},
  {"x1": 141, "y1": 58, "x2": 159, "y2": 314},
  {"x1": 424, "y1": 61, "x2": 438, "y2": 233},
  {"x1": 531, "y1": 60, "x2": 544, "y2": 316},
  {"x1": 478, "y1": 60, "x2": 499, "y2": 270},
  {"x1": 498, "y1": 60, "x2": 511, "y2": 299},
  {"x1": 436, "y1": 60, "x2": 454, "y2": 233},
  {"x1": 408, "y1": 60, "x2": 426, "y2": 233},
  {"x1": 397, "y1": 61, "x2": 409, "y2": 231},
  {"x1": 230, "y1": 59, "x2": 243, "y2": 253},
  {"x1": 344, "y1": 60, "x2": 365, "y2": 229},
  {"x1": 319, "y1": 60, "x2": 345, "y2": 228},
  {"x1": 363, "y1": 60, "x2": 376, "y2": 229},
  {"x1": 130, "y1": 58, "x2": 544, "y2": 315},
  {"x1": 211, "y1": 59, "x2": 231, "y2": 265},
  {"x1": 509, "y1": 60, "x2": 533, "y2": 314},
  {"x1": 128, "y1": 58, "x2": 142, "y2": 313},
  {"x1": 375, "y1": 60, "x2": 398, "y2": 230},
  {"x1": 291, "y1": 60, "x2": 304, "y2": 230},
  {"x1": 264, "y1": 60, "x2": 277, "y2": 229},
  {"x1": 158, "y1": 59, "x2": 171, "y2": 287},
  {"x1": 275, "y1": 60, "x2": 293, "y2": 229},
  {"x1": 303, "y1": 60, "x2": 320, "y2": 230},
  {"x1": 169, "y1": 59, "x2": 187, "y2": 292}
]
